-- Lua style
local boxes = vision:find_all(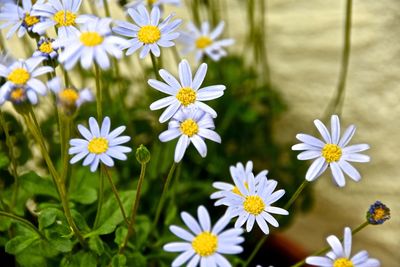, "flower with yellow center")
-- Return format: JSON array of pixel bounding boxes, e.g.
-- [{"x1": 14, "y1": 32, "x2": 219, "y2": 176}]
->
[
  {"x1": 138, "y1": 25, "x2": 161, "y2": 44},
  {"x1": 164, "y1": 206, "x2": 244, "y2": 266},
  {"x1": 333, "y1": 258, "x2": 354, "y2": 267},
  {"x1": 24, "y1": 13, "x2": 39, "y2": 27},
  {"x1": 243, "y1": 195, "x2": 265, "y2": 215},
  {"x1": 176, "y1": 87, "x2": 197, "y2": 106},
  {"x1": 59, "y1": 88, "x2": 79, "y2": 106},
  {"x1": 69, "y1": 117, "x2": 132, "y2": 172},
  {"x1": 39, "y1": 42, "x2": 54, "y2": 54},
  {"x1": 367, "y1": 201, "x2": 390, "y2": 225},
  {"x1": 7, "y1": 68, "x2": 30, "y2": 85},
  {"x1": 292, "y1": 115, "x2": 370, "y2": 187},
  {"x1": 195, "y1": 36, "x2": 212, "y2": 49},
  {"x1": 53, "y1": 10, "x2": 76, "y2": 27},
  {"x1": 179, "y1": 119, "x2": 199, "y2": 137},
  {"x1": 9, "y1": 88, "x2": 26, "y2": 103},
  {"x1": 80, "y1": 32, "x2": 104, "y2": 47}
]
